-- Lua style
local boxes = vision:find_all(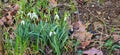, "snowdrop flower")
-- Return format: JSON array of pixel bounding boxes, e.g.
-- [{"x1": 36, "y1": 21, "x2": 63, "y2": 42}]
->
[
  {"x1": 64, "y1": 17, "x2": 67, "y2": 21},
  {"x1": 49, "y1": 31, "x2": 56, "y2": 37},
  {"x1": 53, "y1": 32, "x2": 56, "y2": 35},
  {"x1": 21, "y1": 20, "x2": 25, "y2": 25},
  {"x1": 32, "y1": 13, "x2": 38, "y2": 19},
  {"x1": 27, "y1": 12, "x2": 38, "y2": 20},
  {"x1": 54, "y1": 14, "x2": 60, "y2": 20},
  {"x1": 49, "y1": 31, "x2": 52, "y2": 37},
  {"x1": 27, "y1": 12, "x2": 32, "y2": 18},
  {"x1": 64, "y1": 12, "x2": 70, "y2": 21}
]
